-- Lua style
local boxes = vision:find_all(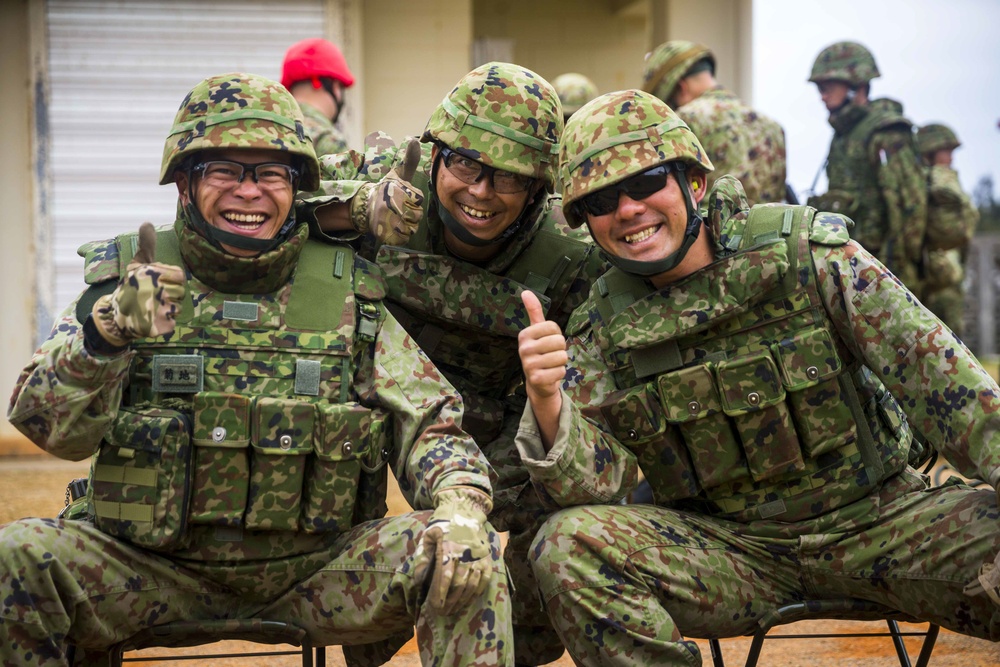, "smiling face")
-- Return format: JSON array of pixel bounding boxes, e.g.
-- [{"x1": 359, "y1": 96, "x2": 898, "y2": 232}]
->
[
  {"x1": 175, "y1": 149, "x2": 295, "y2": 257},
  {"x1": 431, "y1": 145, "x2": 540, "y2": 260},
  {"x1": 585, "y1": 169, "x2": 709, "y2": 287}
]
